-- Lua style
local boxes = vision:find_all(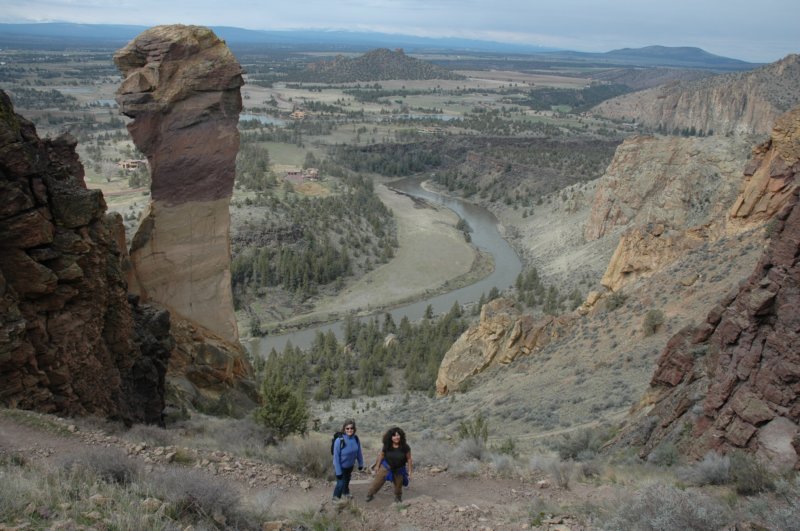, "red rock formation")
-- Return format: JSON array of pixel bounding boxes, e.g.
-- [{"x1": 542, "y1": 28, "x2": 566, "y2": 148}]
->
[
  {"x1": 0, "y1": 90, "x2": 171, "y2": 424},
  {"x1": 114, "y1": 25, "x2": 243, "y2": 344},
  {"x1": 611, "y1": 110, "x2": 800, "y2": 470},
  {"x1": 729, "y1": 106, "x2": 800, "y2": 226}
]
